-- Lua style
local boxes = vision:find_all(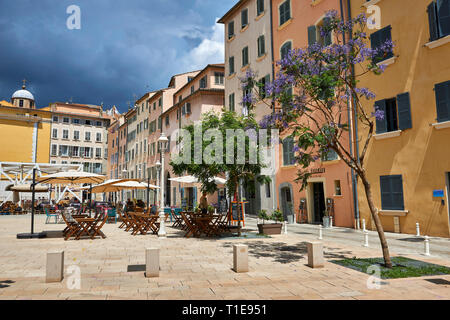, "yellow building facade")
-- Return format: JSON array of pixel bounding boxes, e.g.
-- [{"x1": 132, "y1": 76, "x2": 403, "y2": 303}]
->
[
  {"x1": 0, "y1": 84, "x2": 51, "y2": 164},
  {"x1": 352, "y1": 0, "x2": 450, "y2": 237}
]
